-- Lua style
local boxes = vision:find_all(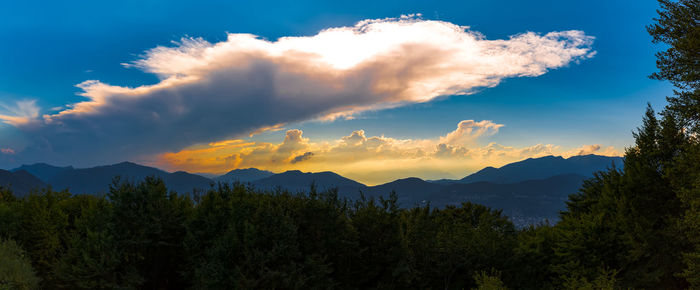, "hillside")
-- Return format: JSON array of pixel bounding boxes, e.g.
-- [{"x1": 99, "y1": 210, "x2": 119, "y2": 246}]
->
[
  {"x1": 14, "y1": 162, "x2": 212, "y2": 195},
  {"x1": 12, "y1": 163, "x2": 73, "y2": 183},
  {"x1": 459, "y1": 154, "x2": 622, "y2": 184},
  {"x1": 0, "y1": 169, "x2": 47, "y2": 197},
  {"x1": 253, "y1": 170, "x2": 366, "y2": 198}
]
